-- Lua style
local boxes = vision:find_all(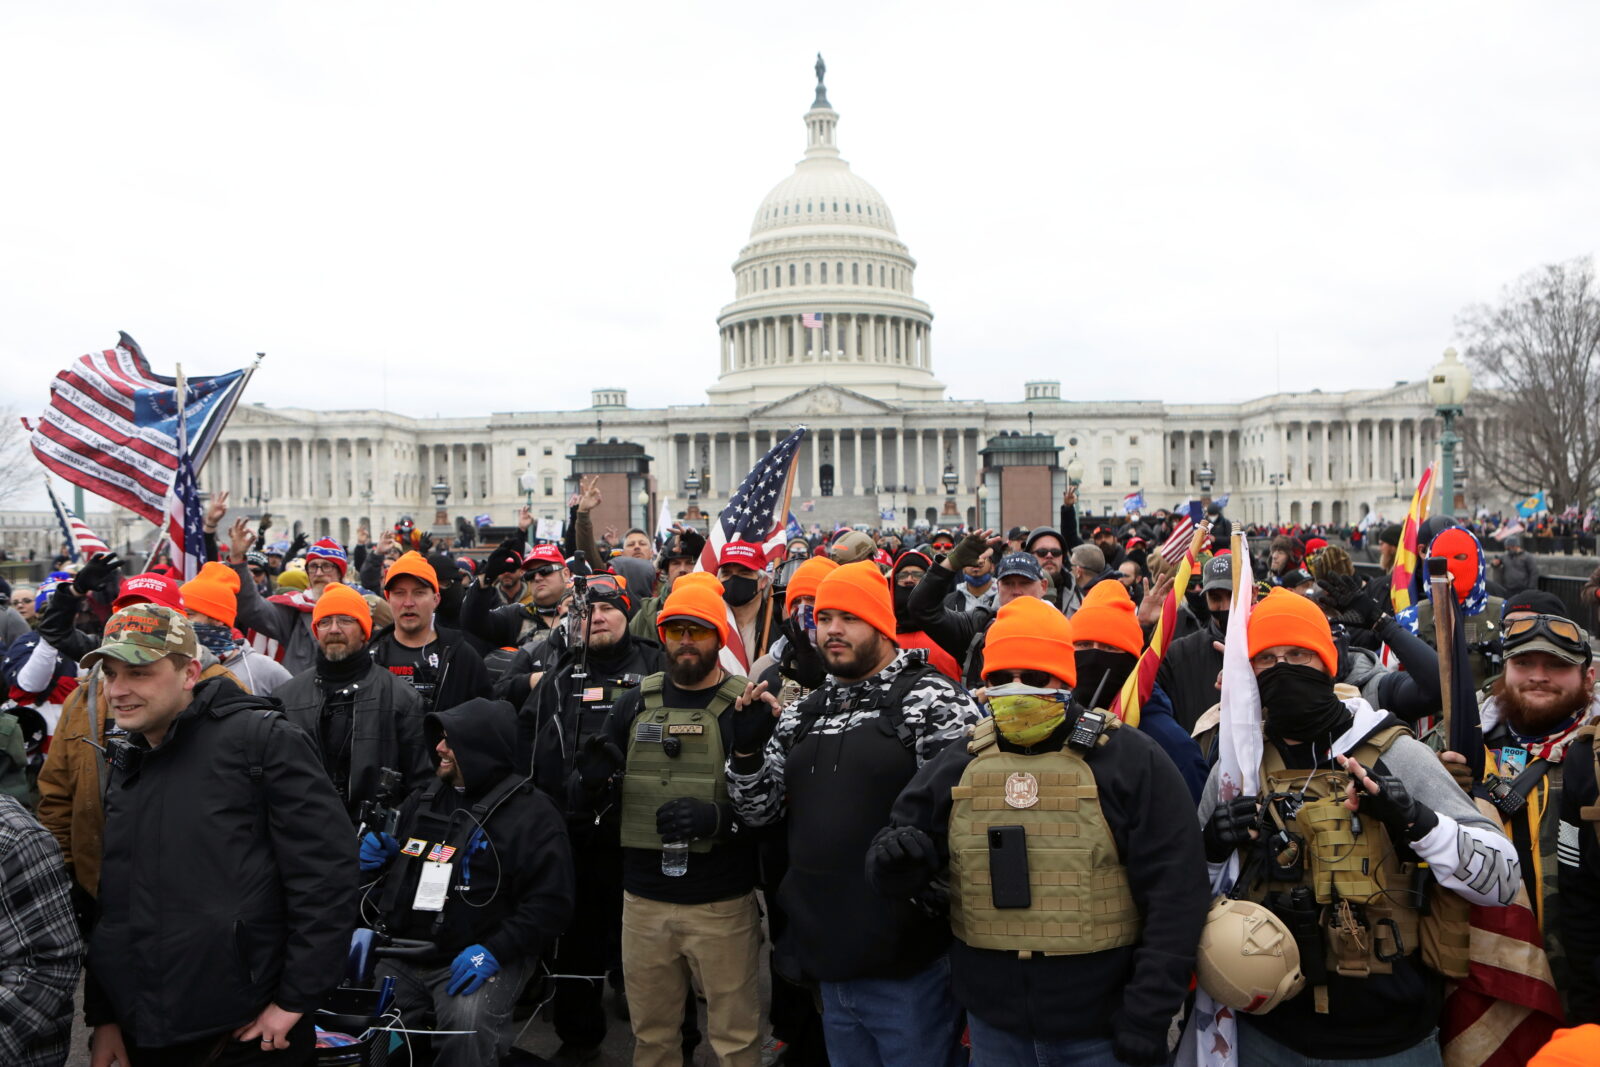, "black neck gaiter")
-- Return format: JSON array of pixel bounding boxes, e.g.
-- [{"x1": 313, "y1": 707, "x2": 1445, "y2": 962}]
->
[
  {"x1": 316, "y1": 645, "x2": 370, "y2": 693},
  {"x1": 1257, "y1": 663, "x2": 1351, "y2": 747}
]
